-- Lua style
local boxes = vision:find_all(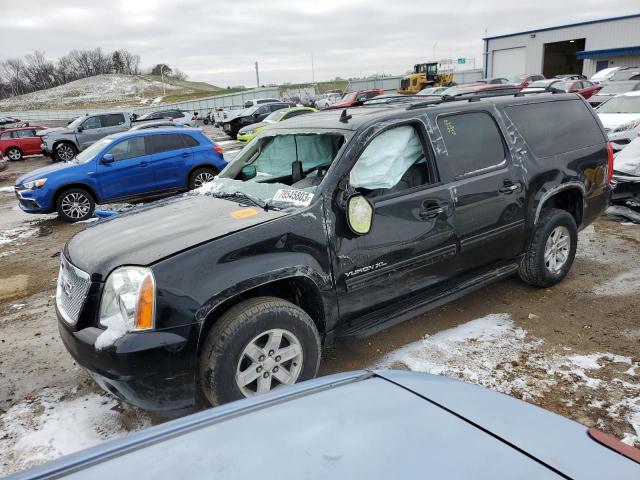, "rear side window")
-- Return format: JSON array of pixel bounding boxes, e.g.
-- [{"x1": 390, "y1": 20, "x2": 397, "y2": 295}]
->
[
  {"x1": 108, "y1": 137, "x2": 145, "y2": 161},
  {"x1": 180, "y1": 134, "x2": 199, "y2": 147},
  {"x1": 436, "y1": 112, "x2": 506, "y2": 177},
  {"x1": 0, "y1": 132, "x2": 13, "y2": 140},
  {"x1": 146, "y1": 134, "x2": 185, "y2": 154},
  {"x1": 505, "y1": 100, "x2": 603, "y2": 158},
  {"x1": 270, "y1": 103, "x2": 288, "y2": 112},
  {"x1": 102, "y1": 114, "x2": 125, "y2": 127},
  {"x1": 16, "y1": 129, "x2": 35, "y2": 138}
]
